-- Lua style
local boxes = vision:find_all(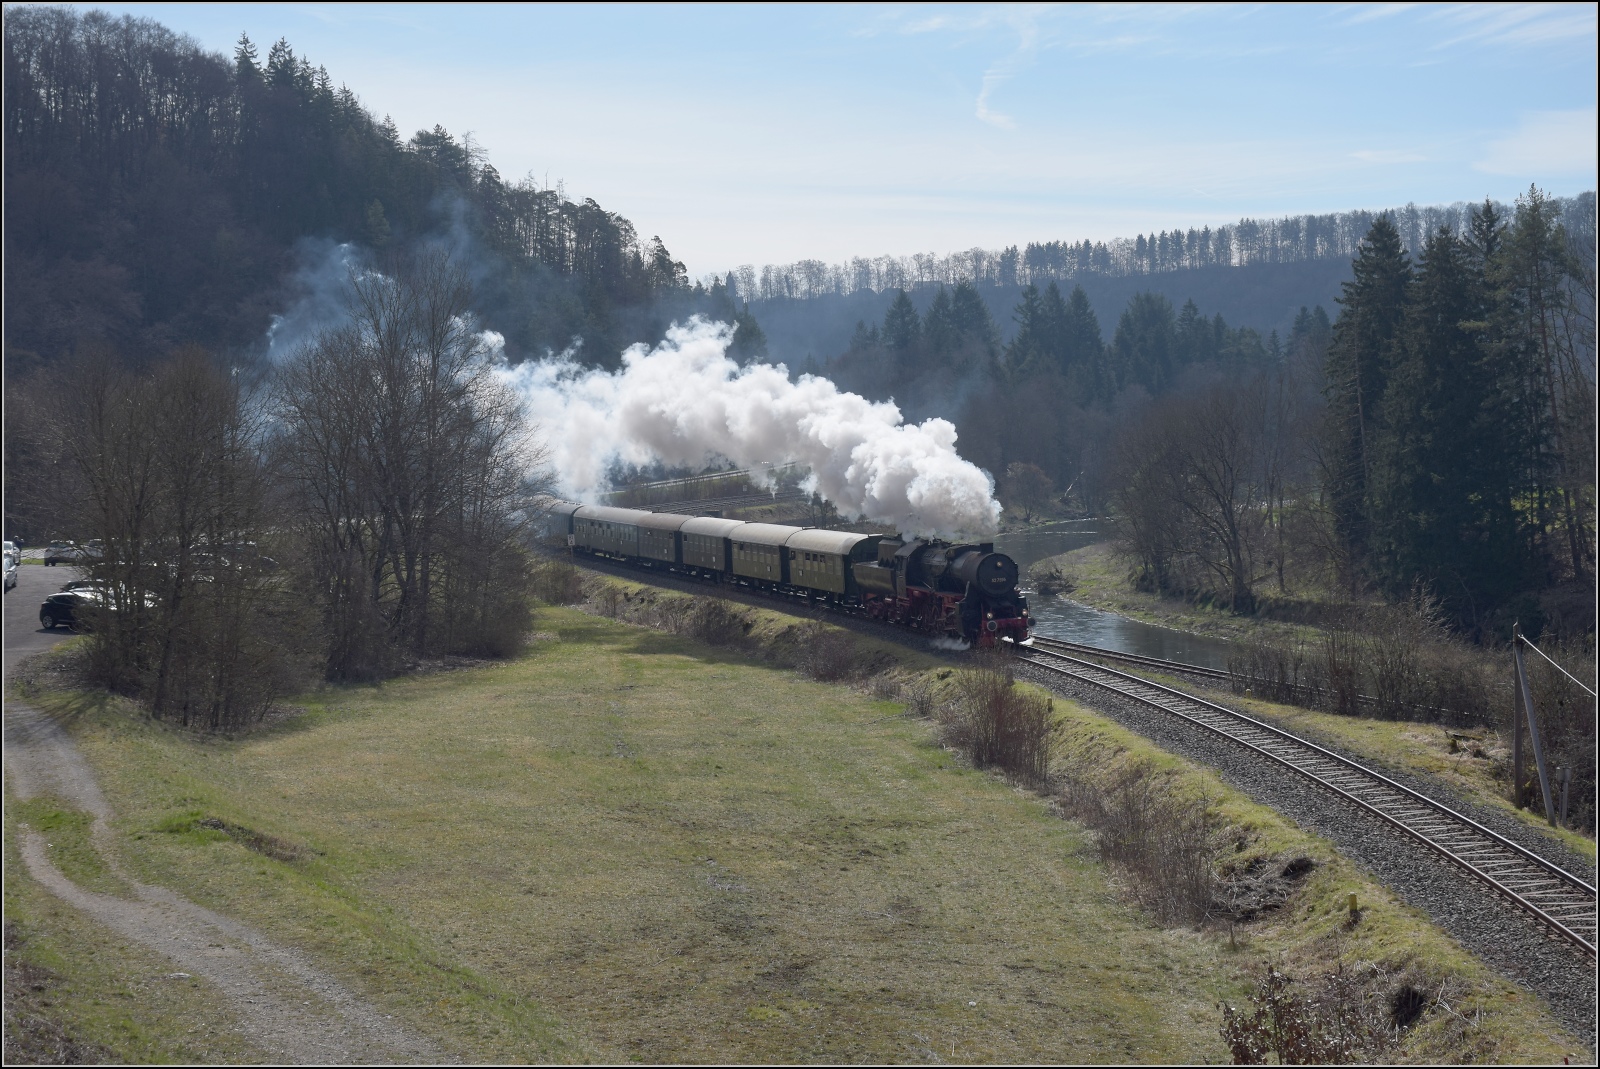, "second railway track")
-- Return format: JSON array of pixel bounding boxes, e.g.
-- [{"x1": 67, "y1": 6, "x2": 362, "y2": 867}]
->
[{"x1": 1017, "y1": 636, "x2": 1598, "y2": 959}]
